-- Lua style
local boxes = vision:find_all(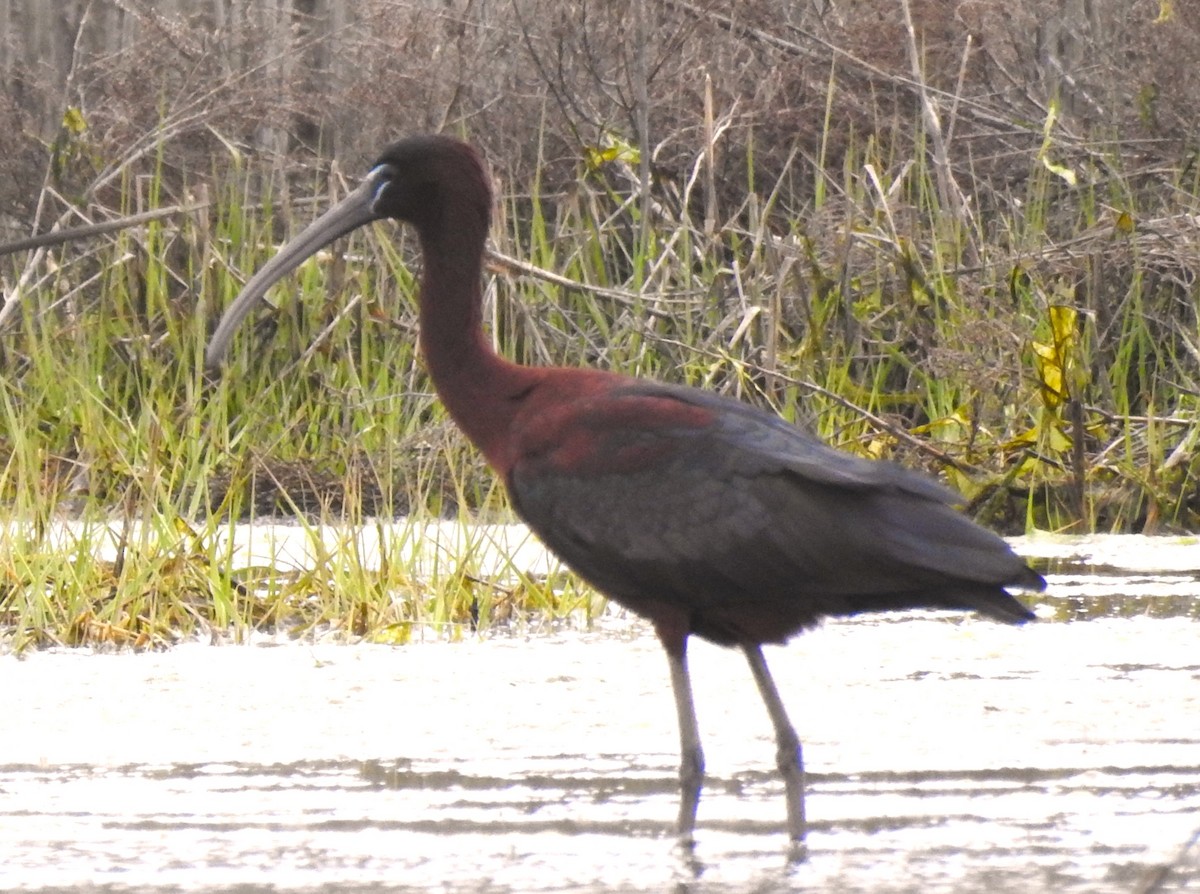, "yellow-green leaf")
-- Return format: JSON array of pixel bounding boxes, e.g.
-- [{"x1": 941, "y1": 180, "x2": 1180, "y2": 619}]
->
[
  {"x1": 62, "y1": 106, "x2": 88, "y2": 135},
  {"x1": 1032, "y1": 304, "x2": 1078, "y2": 408},
  {"x1": 1040, "y1": 153, "x2": 1077, "y2": 186},
  {"x1": 1038, "y1": 100, "x2": 1076, "y2": 186},
  {"x1": 1048, "y1": 303, "x2": 1077, "y2": 351},
  {"x1": 583, "y1": 137, "x2": 640, "y2": 172},
  {"x1": 910, "y1": 406, "x2": 972, "y2": 442}
]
